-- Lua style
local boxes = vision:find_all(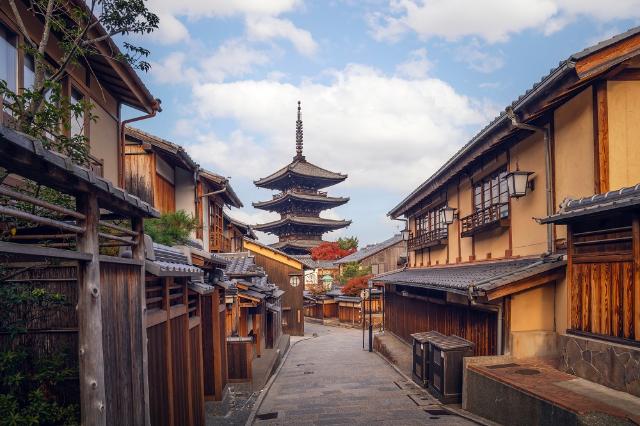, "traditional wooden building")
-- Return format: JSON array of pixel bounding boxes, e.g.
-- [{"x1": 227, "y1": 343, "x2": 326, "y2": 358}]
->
[
  {"x1": 223, "y1": 212, "x2": 257, "y2": 252},
  {"x1": 335, "y1": 234, "x2": 407, "y2": 275},
  {"x1": 0, "y1": 0, "x2": 160, "y2": 183},
  {"x1": 198, "y1": 169, "x2": 243, "y2": 253},
  {"x1": 378, "y1": 26, "x2": 640, "y2": 375},
  {"x1": 253, "y1": 102, "x2": 351, "y2": 254},
  {"x1": 219, "y1": 252, "x2": 285, "y2": 385},
  {"x1": 243, "y1": 238, "x2": 307, "y2": 336},
  {"x1": 144, "y1": 240, "x2": 208, "y2": 426}
]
